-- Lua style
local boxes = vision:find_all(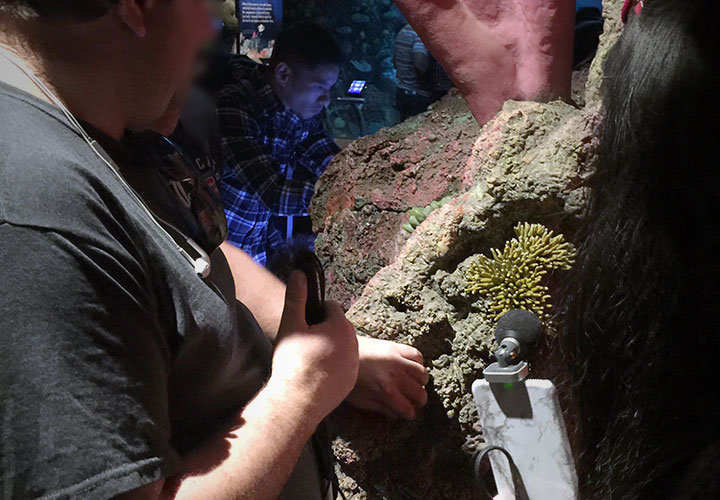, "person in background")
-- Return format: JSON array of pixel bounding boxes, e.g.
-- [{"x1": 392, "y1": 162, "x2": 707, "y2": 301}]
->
[
  {"x1": 394, "y1": 23, "x2": 433, "y2": 120},
  {"x1": 574, "y1": 0, "x2": 604, "y2": 68},
  {"x1": 575, "y1": 0, "x2": 603, "y2": 11},
  {"x1": 218, "y1": 23, "x2": 342, "y2": 265},
  {"x1": 218, "y1": 0, "x2": 238, "y2": 53},
  {"x1": 428, "y1": 54, "x2": 454, "y2": 103}
]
